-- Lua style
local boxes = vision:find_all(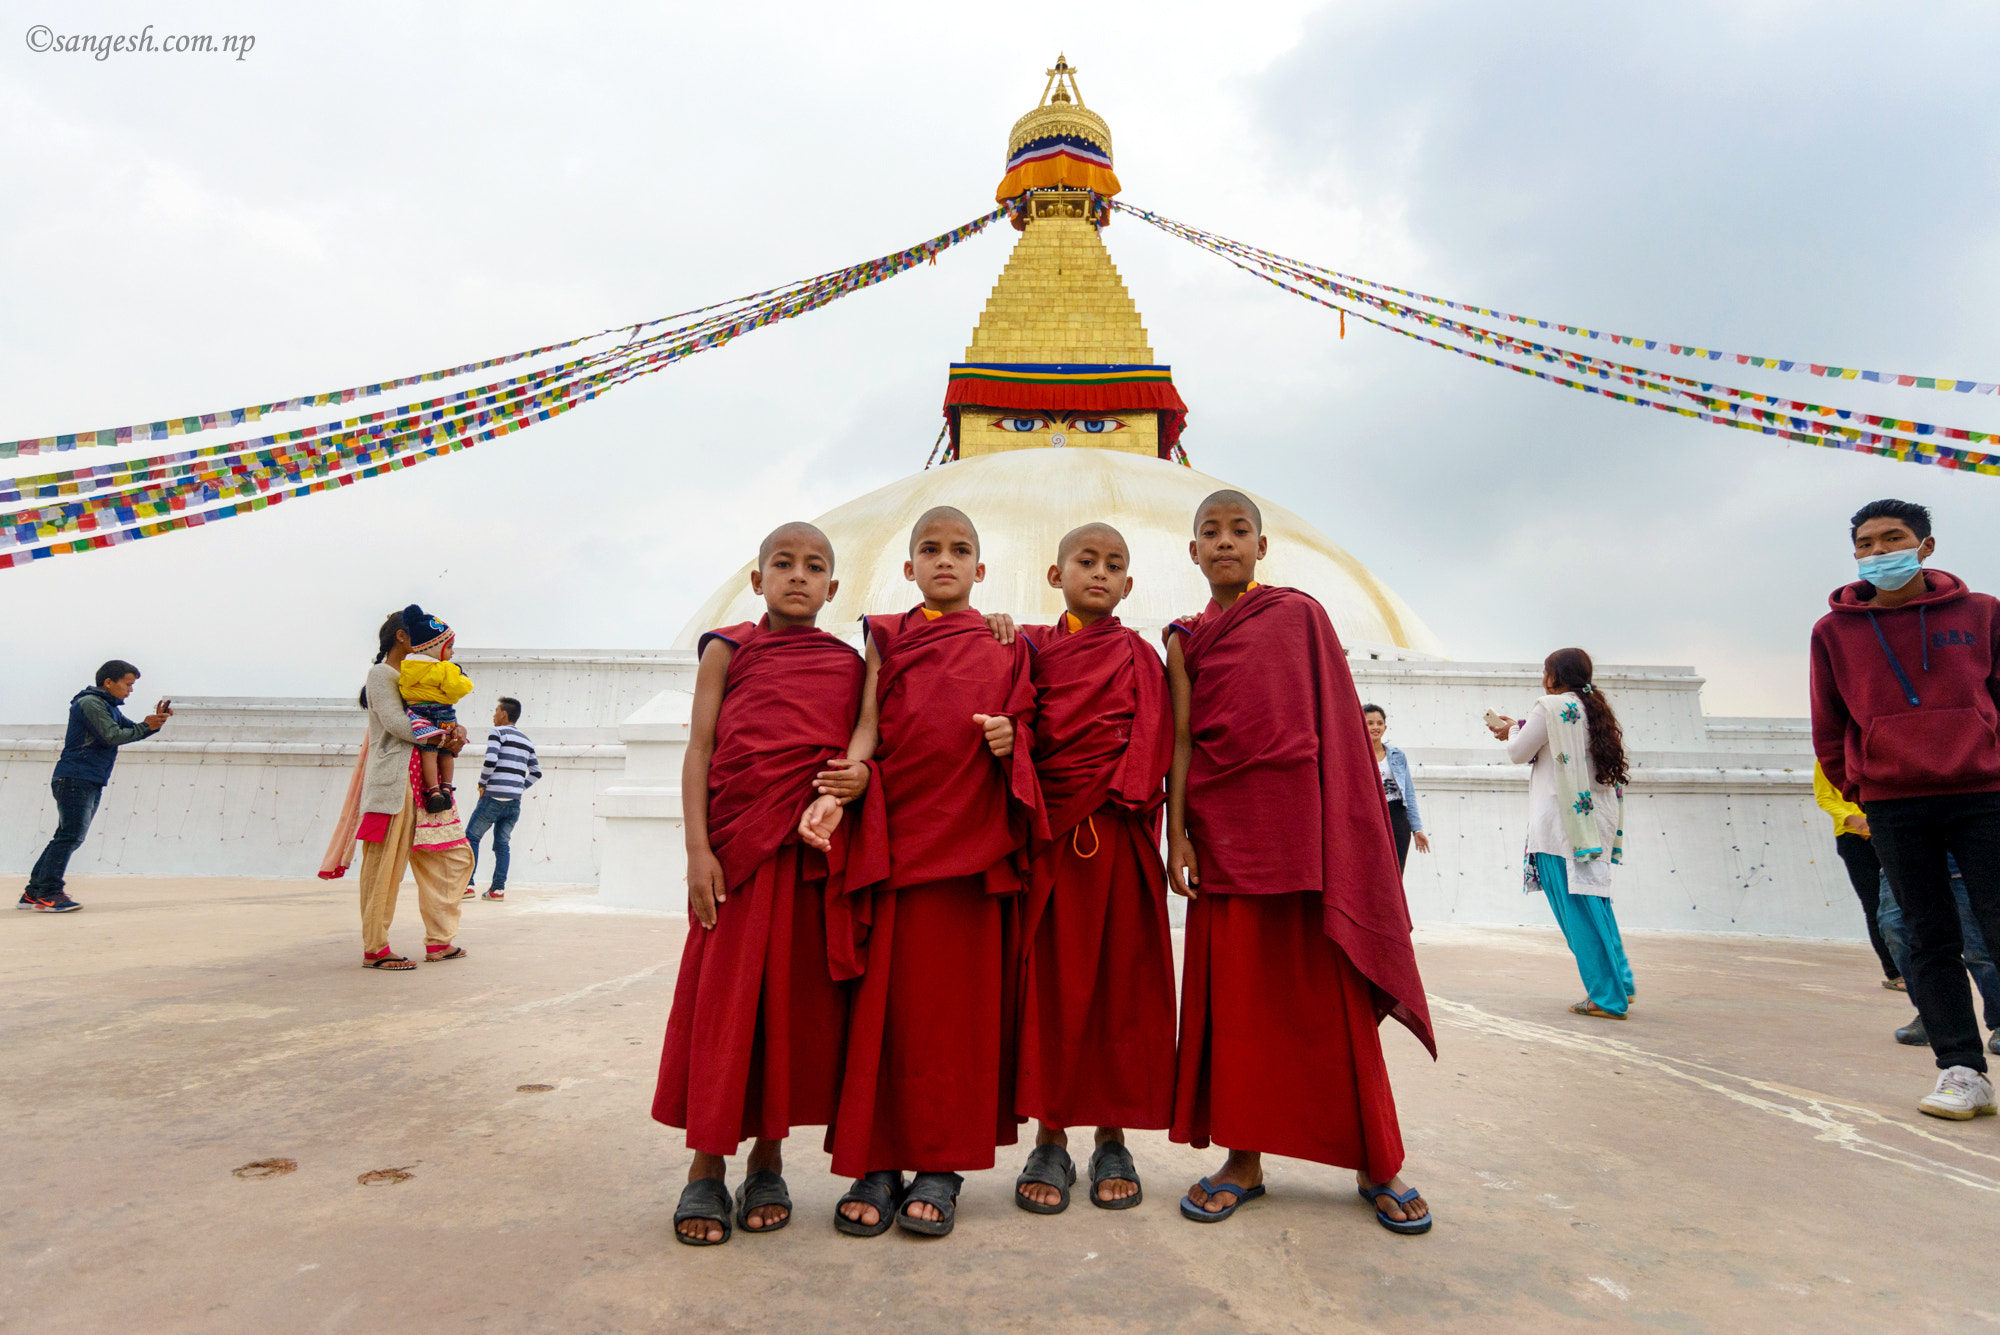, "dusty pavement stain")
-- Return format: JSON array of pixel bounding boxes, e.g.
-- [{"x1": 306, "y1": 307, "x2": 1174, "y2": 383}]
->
[
  {"x1": 231, "y1": 1159, "x2": 296, "y2": 1179},
  {"x1": 357, "y1": 1165, "x2": 416, "y2": 1185}
]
